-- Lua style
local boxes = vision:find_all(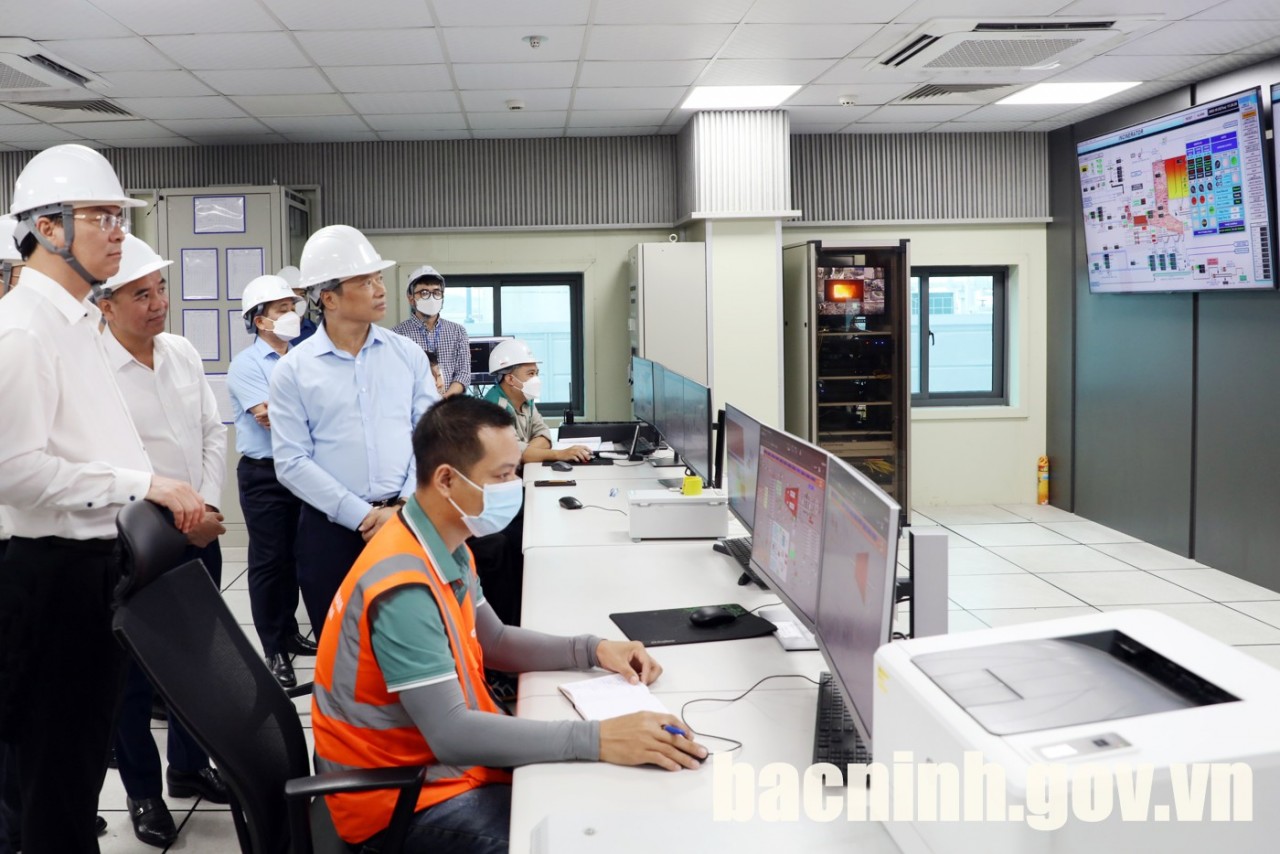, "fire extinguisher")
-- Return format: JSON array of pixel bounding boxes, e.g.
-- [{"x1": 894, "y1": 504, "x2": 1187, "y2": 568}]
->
[{"x1": 1037, "y1": 456, "x2": 1050, "y2": 506}]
